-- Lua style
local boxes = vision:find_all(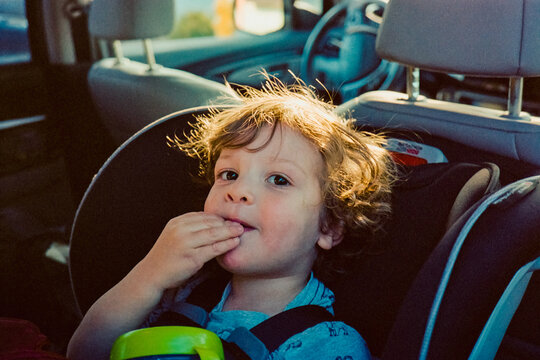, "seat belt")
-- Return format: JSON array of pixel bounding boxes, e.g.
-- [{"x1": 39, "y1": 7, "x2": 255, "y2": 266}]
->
[
  {"x1": 150, "y1": 270, "x2": 335, "y2": 360},
  {"x1": 246, "y1": 305, "x2": 334, "y2": 355},
  {"x1": 469, "y1": 256, "x2": 540, "y2": 360},
  {"x1": 152, "y1": 304, "x2": 333, "y2": 360},
  {"x1": 419, "y1": 176, "x2": 540, "y2": 360},
  {"x1": 64, "y1": 0, "x2": 92, "y2": 62},
  {"x1": 222, "y1": 305, "x2": 334, "y2": 360}
]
